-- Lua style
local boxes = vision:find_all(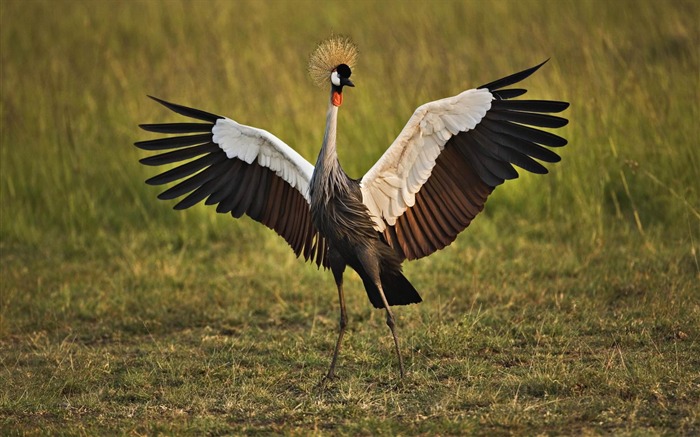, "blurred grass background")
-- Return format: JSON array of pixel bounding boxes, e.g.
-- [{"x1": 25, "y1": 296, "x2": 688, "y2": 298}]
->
[{"x1": 1, "y1": 0, "x2": 698, "y2": 434}]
